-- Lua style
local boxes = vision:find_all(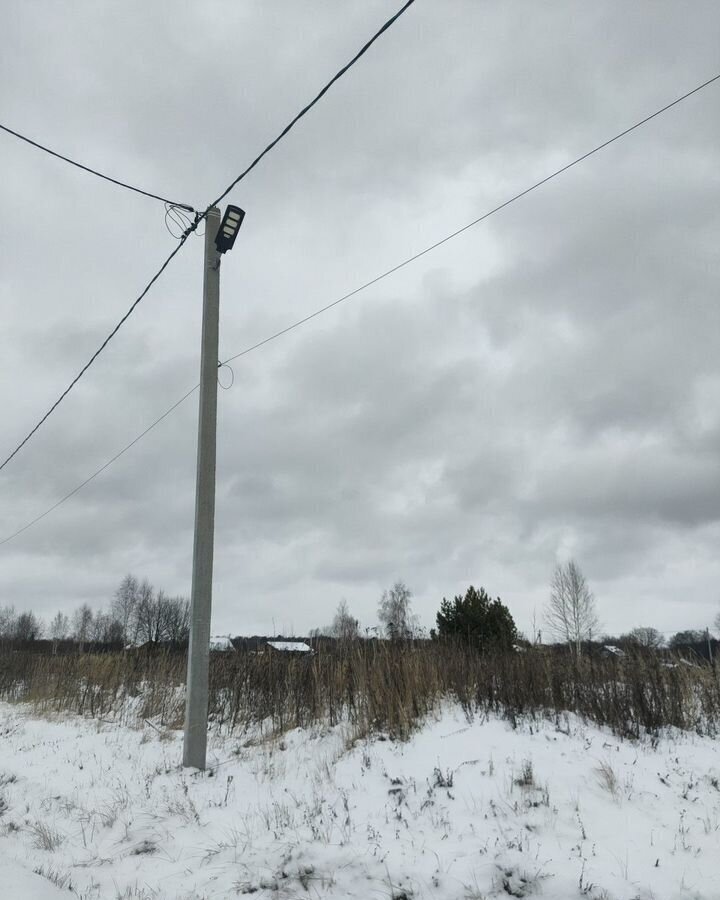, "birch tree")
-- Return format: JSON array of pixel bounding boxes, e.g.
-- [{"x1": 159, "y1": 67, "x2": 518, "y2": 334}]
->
[
  {"x1": 49, "y1": 611, "x2": 69, "y2": 654},
  {"x1": 331, "y1": 599, "x2": 359, "y2": 642},
  {"x1": 378, "y1": 581, "x2": 418, "y2": 640},
  {"x1": 0, "y1": 606, "x2": 16, "y2": 639},
  {"x1": 72, "y1": 603, "x2": 94, "y2": 652},
  {"x1": 112, "y1": 574, "x2": 139, "y2": 645},
  {"x1": 544, "y1": 560, "x2": 598, "y2": 656}
]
